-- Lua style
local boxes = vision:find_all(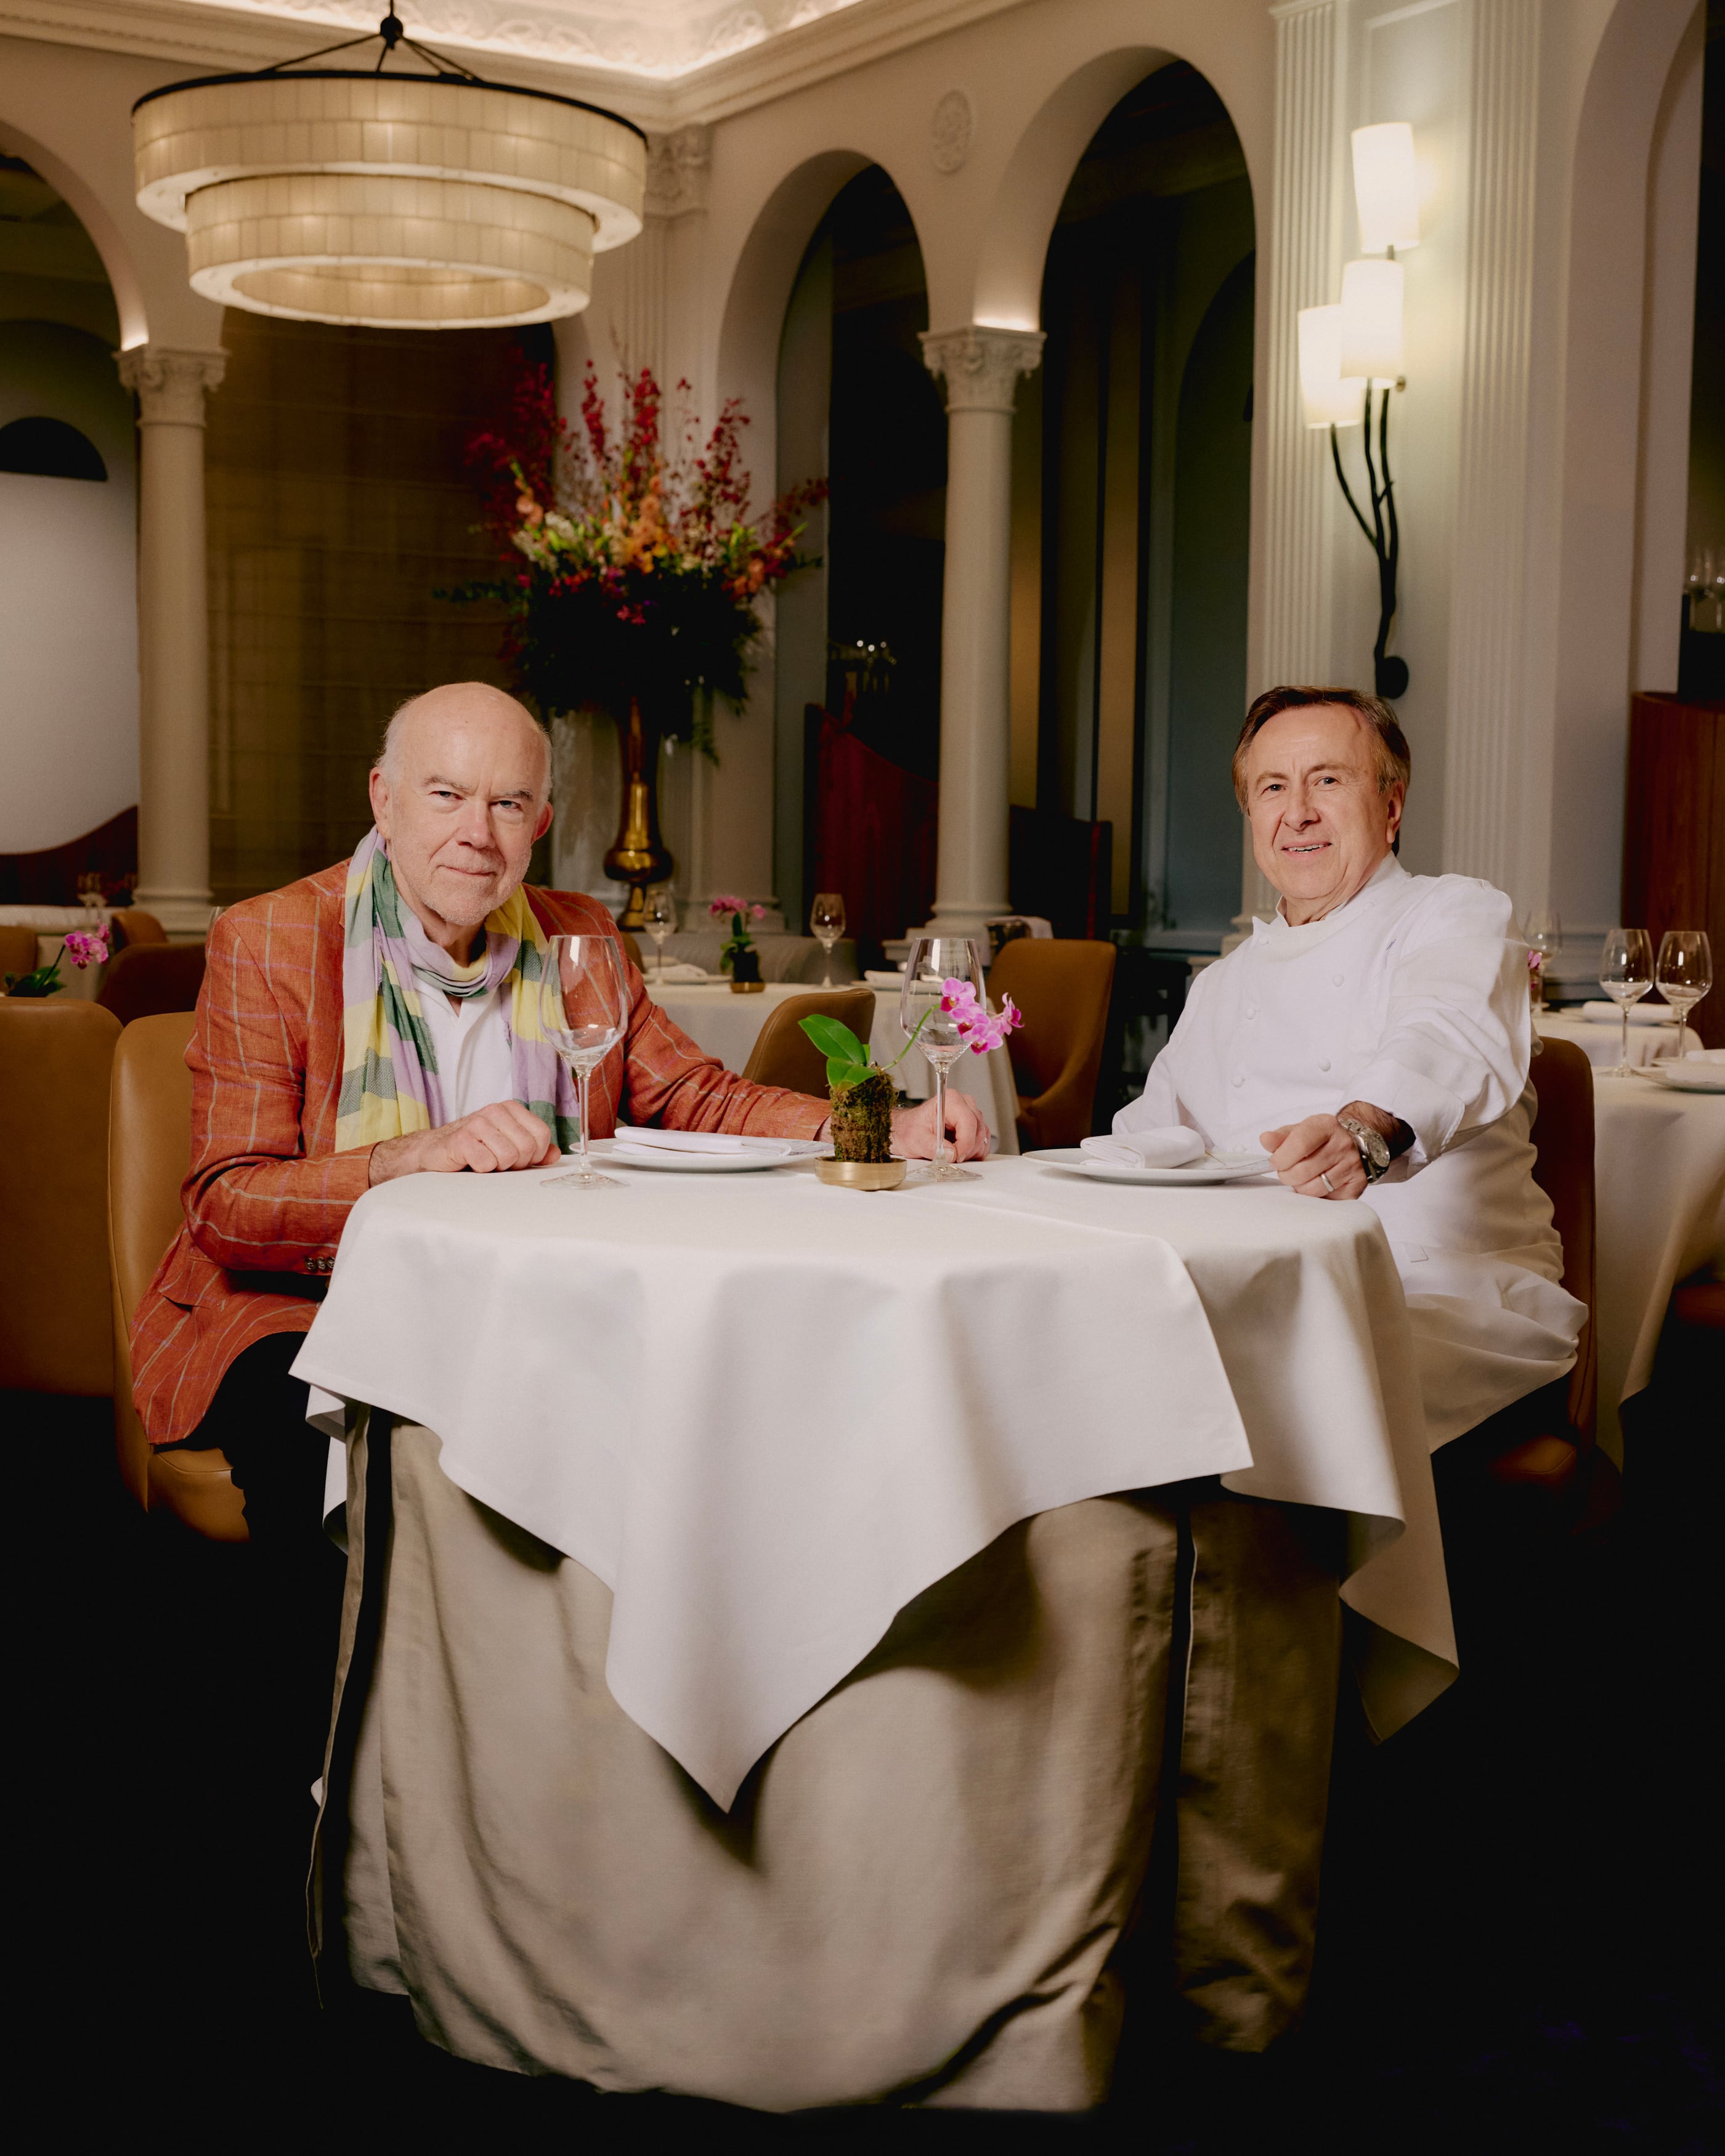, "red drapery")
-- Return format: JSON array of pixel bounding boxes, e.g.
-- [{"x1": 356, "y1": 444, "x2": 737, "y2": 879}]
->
[{"x1": 808, "y1": 709, "x2": 938, "y2": 952}]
